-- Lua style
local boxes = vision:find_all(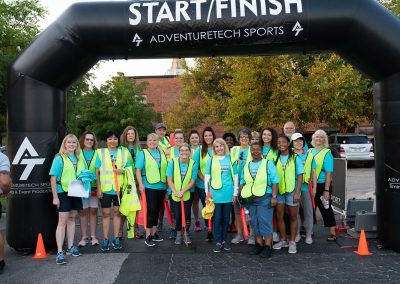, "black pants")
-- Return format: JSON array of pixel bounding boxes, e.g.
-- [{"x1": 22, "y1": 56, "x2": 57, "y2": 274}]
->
[
  {"x1": 171, "y1": 194, "x2": 193, "y2": 231},
  {"x1": 314, "y1": 183, "x2": 336, "y2": 227},
  {"x1": 146, "y1": 188, "x2": 166, "y2": 229}
]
